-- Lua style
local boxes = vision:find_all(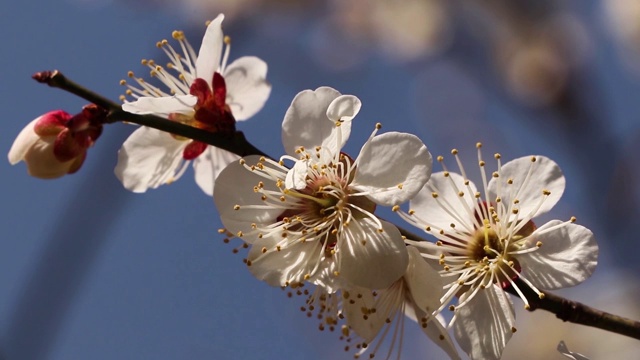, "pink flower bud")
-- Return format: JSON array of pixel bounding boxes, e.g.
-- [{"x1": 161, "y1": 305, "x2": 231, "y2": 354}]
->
[{"x1": 8, "y1": 106, "x2": 104, "y2": 179}]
